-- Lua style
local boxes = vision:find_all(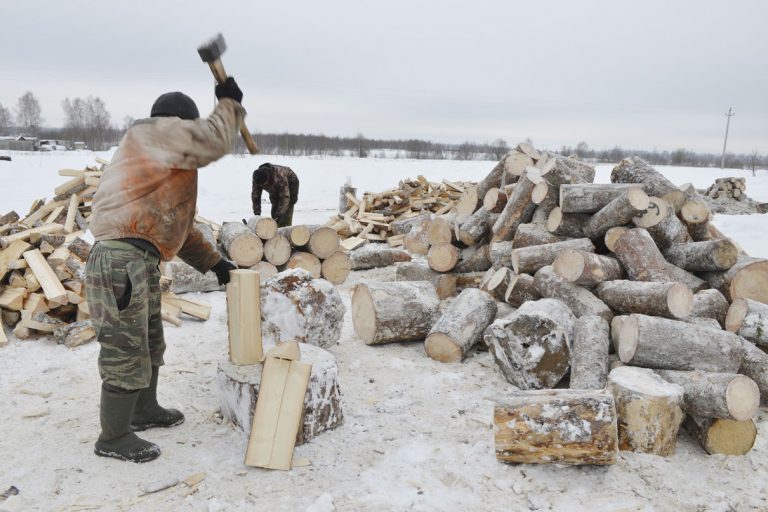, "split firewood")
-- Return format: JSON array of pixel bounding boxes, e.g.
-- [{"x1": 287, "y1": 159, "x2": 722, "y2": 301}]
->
[
  {"x1": 352, "y1": 281, "x2": 441, "y2": 345},
  {"x1": 285, "y1": 252, "x2": 322, "y2": 279},
  {"x1": 583, "y1": 187, "x2": 649, "y2": 241},
  {"x1": 23, "y1": 249, "x2": 68, "y2": 304},
  {"x1": 53, "y1": 320, "x2": 96, "y2": 348},
  {"x1": 725, "y1": 298, "x2": 768, "y2": 347},
  {"x1": 348, "y1": 244, "x2": 411, "y2": 270},
  {"x1": 425, "y1": 288, "x2": 496, "y2": 363},
  {"x1": 533, "y1": 266, "x2": 613, "y2": 321},
  {"x1": 699, "y1": 256, "x2": 768, "y2": 303},
  {"x1": 655, "y1": 370, "x2": 759, "y2": 421},
  {"x1": 320, "y1": 251, "x2": 351, "y2": 285},
  {"x1": 503, "y1": 273, "x2": 541, "y2": 307},
  {"x1": 511, "y1": 238, "x2": 595, "y2": 275},
  {"x1": 559, "y1": 183, "x2": 641, "y2": 214},
  {"x1": 610, "y1": 156, "x2": 679, "y2": 197},
  {"x1": 427, "y1": 243, "x2": 459, "y2": 273},
  {"x1": 607, "y1": 366, "x2": 684, "y2": 456},
  {"x1": 1, "y1": 240, "x2": 32, "y2": 280},
  {"x1": 570, "y1": 315, "x2": 611, "y2": 390},
  {"x1": 394, "y1": 261, "x2": 457, "y2": 299},
  {"x1": 66, "y1": 237, "x2": 92, "y2": 261},
  {"x1": 553, "y1": 249, "x2": 625, "y2": 287},
  {"x1": 454, "y1": 244, "x2": 492, "y2": 273},
  {"x1": 220, "y1": 221, "x2": 264, "y2": 267},
  {"x1": 480, "y1": 267, "x2": 513, "y2": 301},
  {"x1": 682, "y1": 416, "x2": 756, "y2": 456},
  {"x1": 595, "y1": 281, "x2": 693, "y2": 319},
  {"x1": 161, "y1": 293, "x2": 211, "y2": 321},
  {"x1": 486, "y1": 298, "x2": 574, "y2": 389},
  {"x1": 616, "y1": 314, "x2": 744, "y2": 373},
  {"x1": 512, "y1": 223, "x2": 568, "y2": 249},
  {"x1": 277, "y1": 225, "x2": 311, "y2": 247},
  {"x1": 494, "y1": 389, "x2": 618, "y2": 465}
]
